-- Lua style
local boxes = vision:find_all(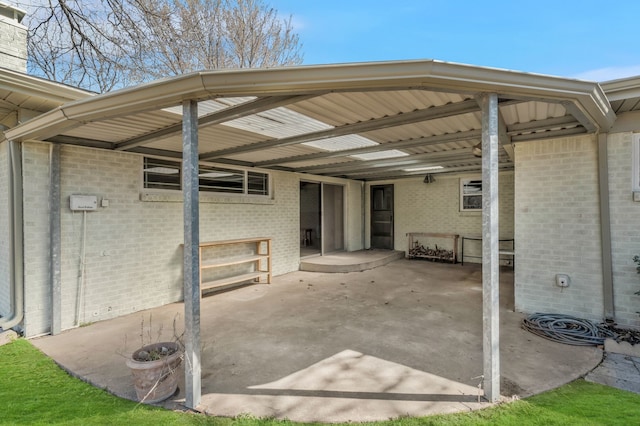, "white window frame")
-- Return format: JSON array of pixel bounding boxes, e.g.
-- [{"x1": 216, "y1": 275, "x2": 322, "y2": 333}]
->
[
  {"x1": 142, "y1": 156, "x2": 271, "y2": 197},
  {"x1": 460, "y1": 177, "x2": 482, "y2": 212},
  {"x1": 633, "y1": 134, "x2": 640, "y2": 192}
]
